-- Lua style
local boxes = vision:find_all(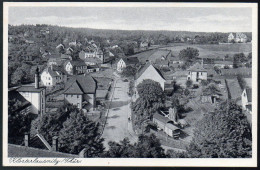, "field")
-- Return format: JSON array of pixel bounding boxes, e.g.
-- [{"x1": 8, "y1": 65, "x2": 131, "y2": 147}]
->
[{"x1": 161, "y1": 43, "x2": 252, "y2": 59}]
